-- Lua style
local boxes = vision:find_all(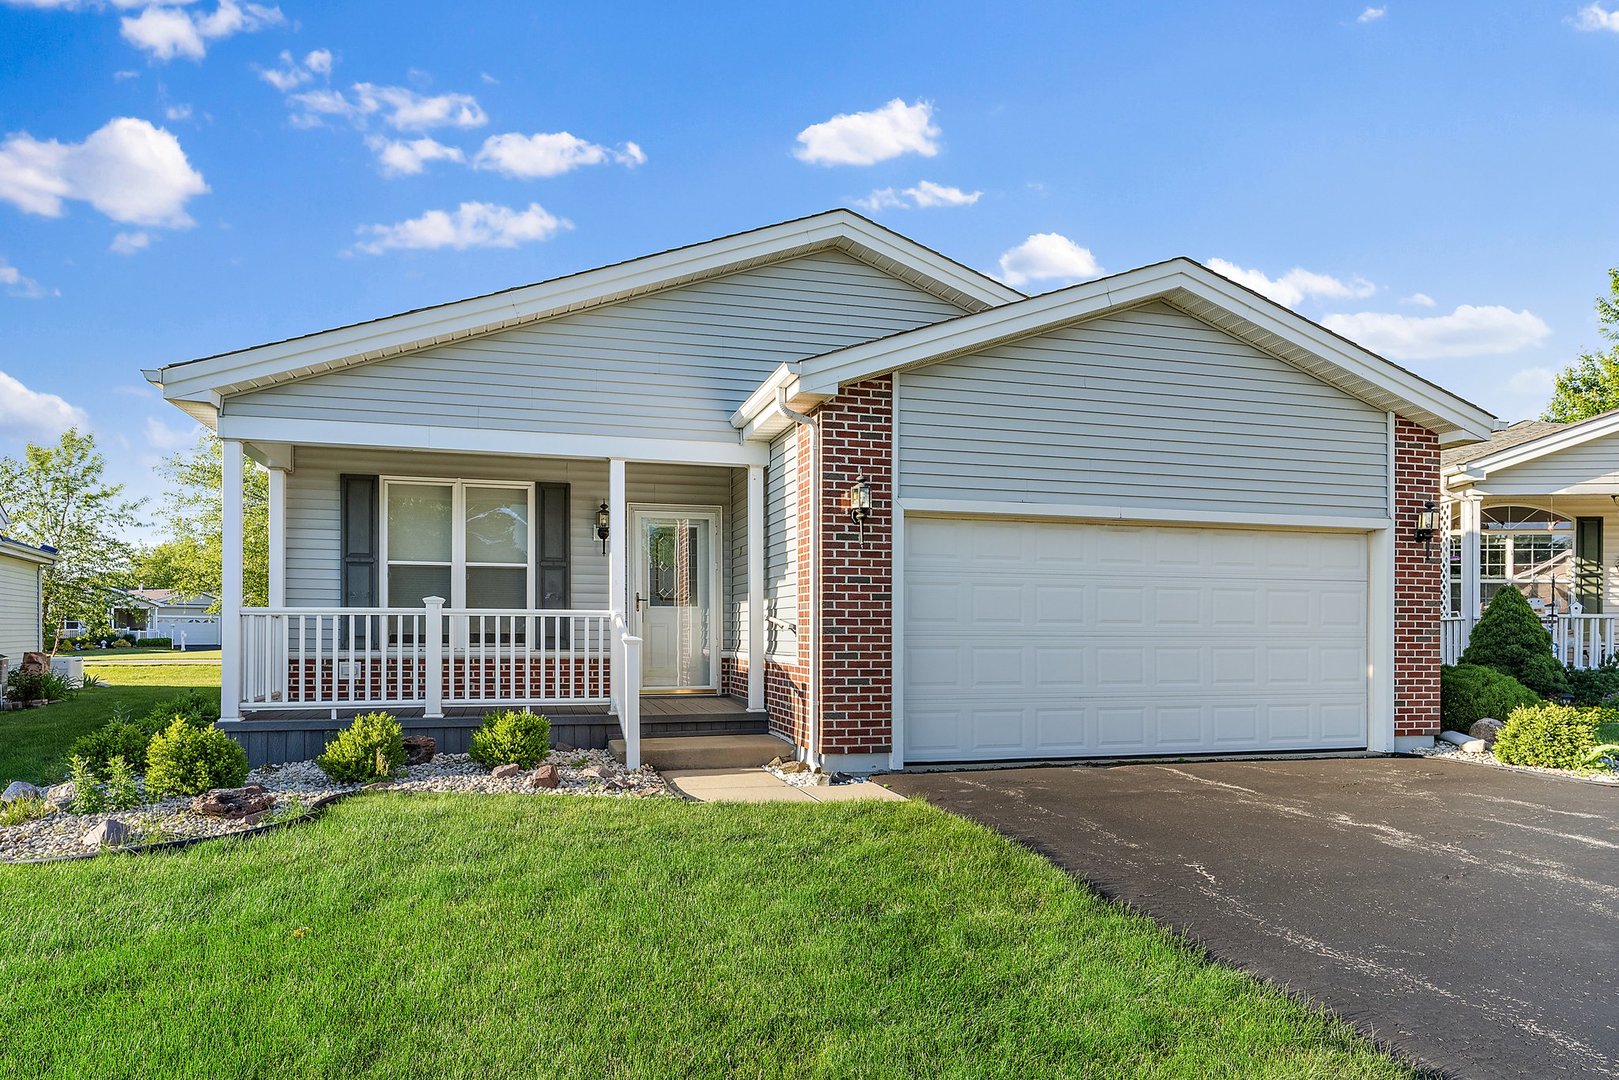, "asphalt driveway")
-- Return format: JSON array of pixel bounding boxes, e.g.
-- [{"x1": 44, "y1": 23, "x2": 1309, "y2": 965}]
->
[{"x1": 886, "y1": 757, "x2": 1619, "y2": 1079}]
